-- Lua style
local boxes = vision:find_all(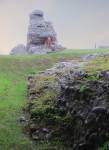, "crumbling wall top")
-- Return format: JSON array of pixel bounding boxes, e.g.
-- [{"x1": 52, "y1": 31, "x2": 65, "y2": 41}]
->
[{"x1": 29, "y1": 10, "x2": 44, "y2": 17}]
